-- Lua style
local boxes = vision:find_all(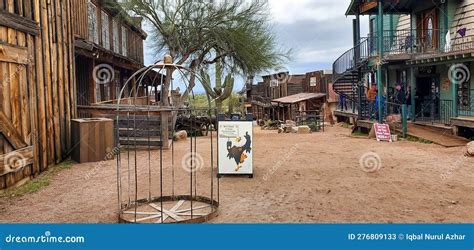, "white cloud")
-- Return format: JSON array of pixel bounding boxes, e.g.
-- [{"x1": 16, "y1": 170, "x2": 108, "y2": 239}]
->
[
  {"x1": 296, "y1": 46, "x2": 351, "y2": 64},
  {"x1": 269, "y1": 0, "x2": 352, "y2": 24}
]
